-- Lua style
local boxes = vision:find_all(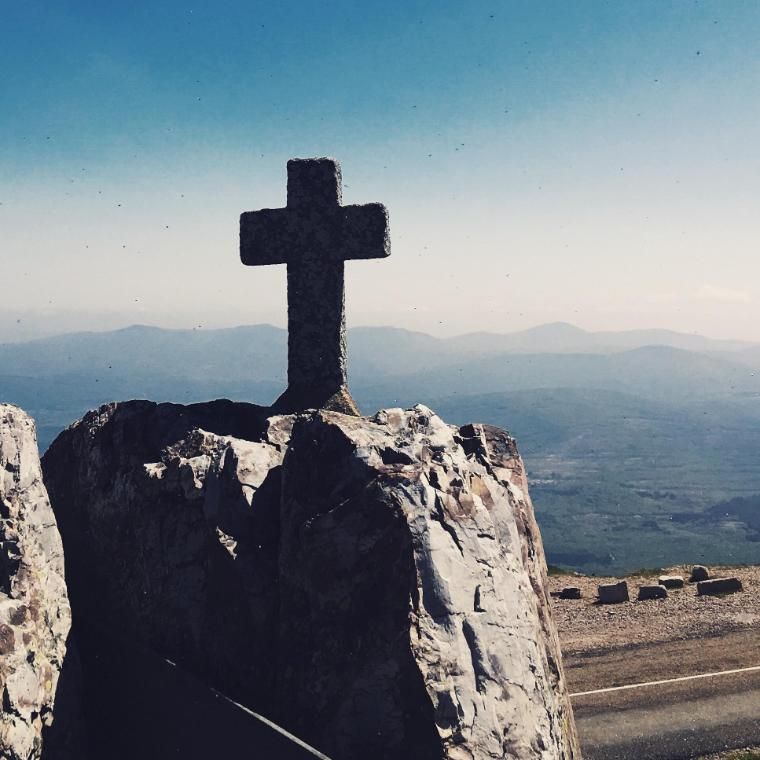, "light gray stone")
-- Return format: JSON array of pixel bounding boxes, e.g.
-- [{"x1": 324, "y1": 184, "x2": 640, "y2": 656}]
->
[
  {"x1": 597, "y1": 581, "x2": 629, "y2": 604},
  {"x1": 279, "y1": 408, "x2": 579, "y2": 759},
  {"x1": 43, "y1": 400, "x2": 580, "y2": 760},
  {"x1": 638, "y1": 584, "x2": 667, "y2": 601},
  {"x1": 658, "y1": 575, "x2": 684, "y2": 589},
  {"x1": 0, "y1": 405, "x2": 79, "y2": 759}
]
